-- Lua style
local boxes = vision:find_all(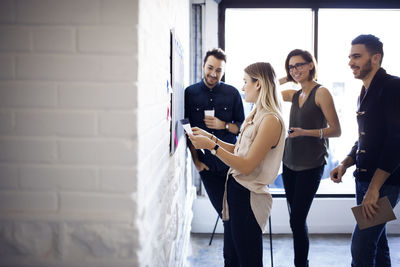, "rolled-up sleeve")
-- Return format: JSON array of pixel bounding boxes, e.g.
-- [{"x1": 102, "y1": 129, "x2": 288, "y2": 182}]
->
[{"x1": 348, "y1": 141, "x2": 358, "y2": 162}]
